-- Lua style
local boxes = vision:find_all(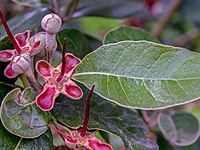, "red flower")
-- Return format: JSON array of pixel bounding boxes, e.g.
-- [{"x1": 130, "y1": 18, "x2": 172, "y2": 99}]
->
[
  {"x1": 0, "y1": 30, "x2": 41, "y2": 78},
  {"x1": 48, "y1": 123, "x2": 113, "y2": 150},
  {"x1": 35, "y1": 53, "x2": 83, "y2": 111}
]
